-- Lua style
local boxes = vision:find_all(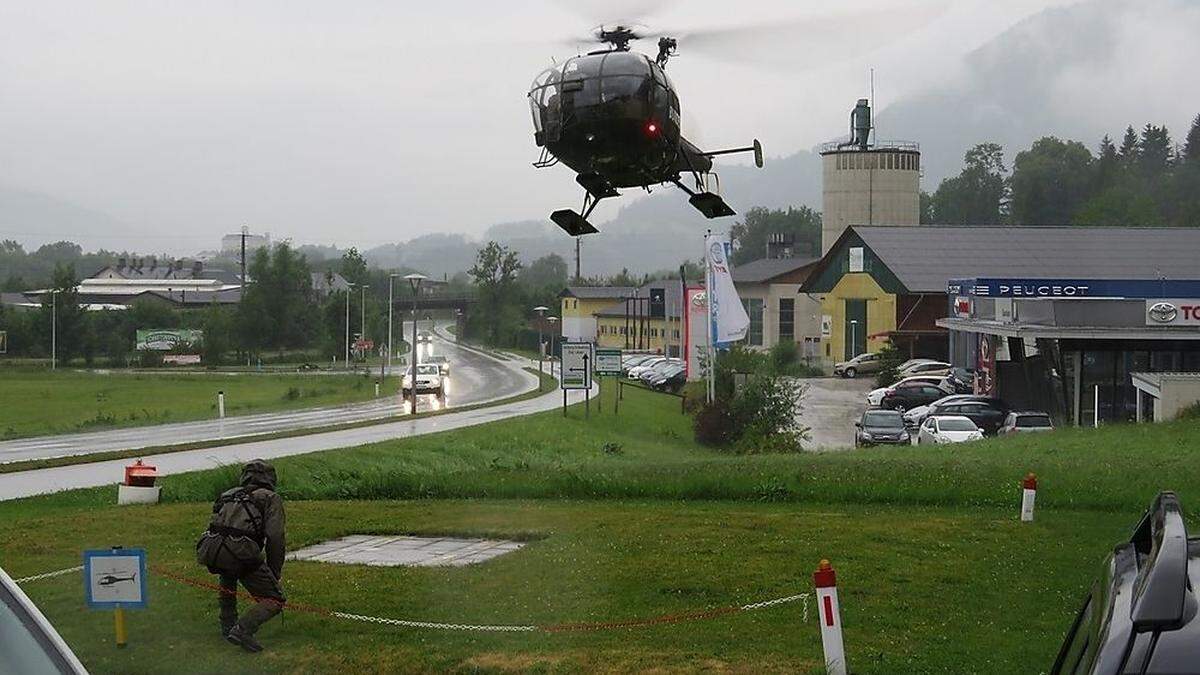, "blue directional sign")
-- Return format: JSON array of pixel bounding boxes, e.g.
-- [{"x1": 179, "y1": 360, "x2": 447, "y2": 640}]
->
[{"x1": 84, "y1": 548, "x2": 147, "y2": 610}]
